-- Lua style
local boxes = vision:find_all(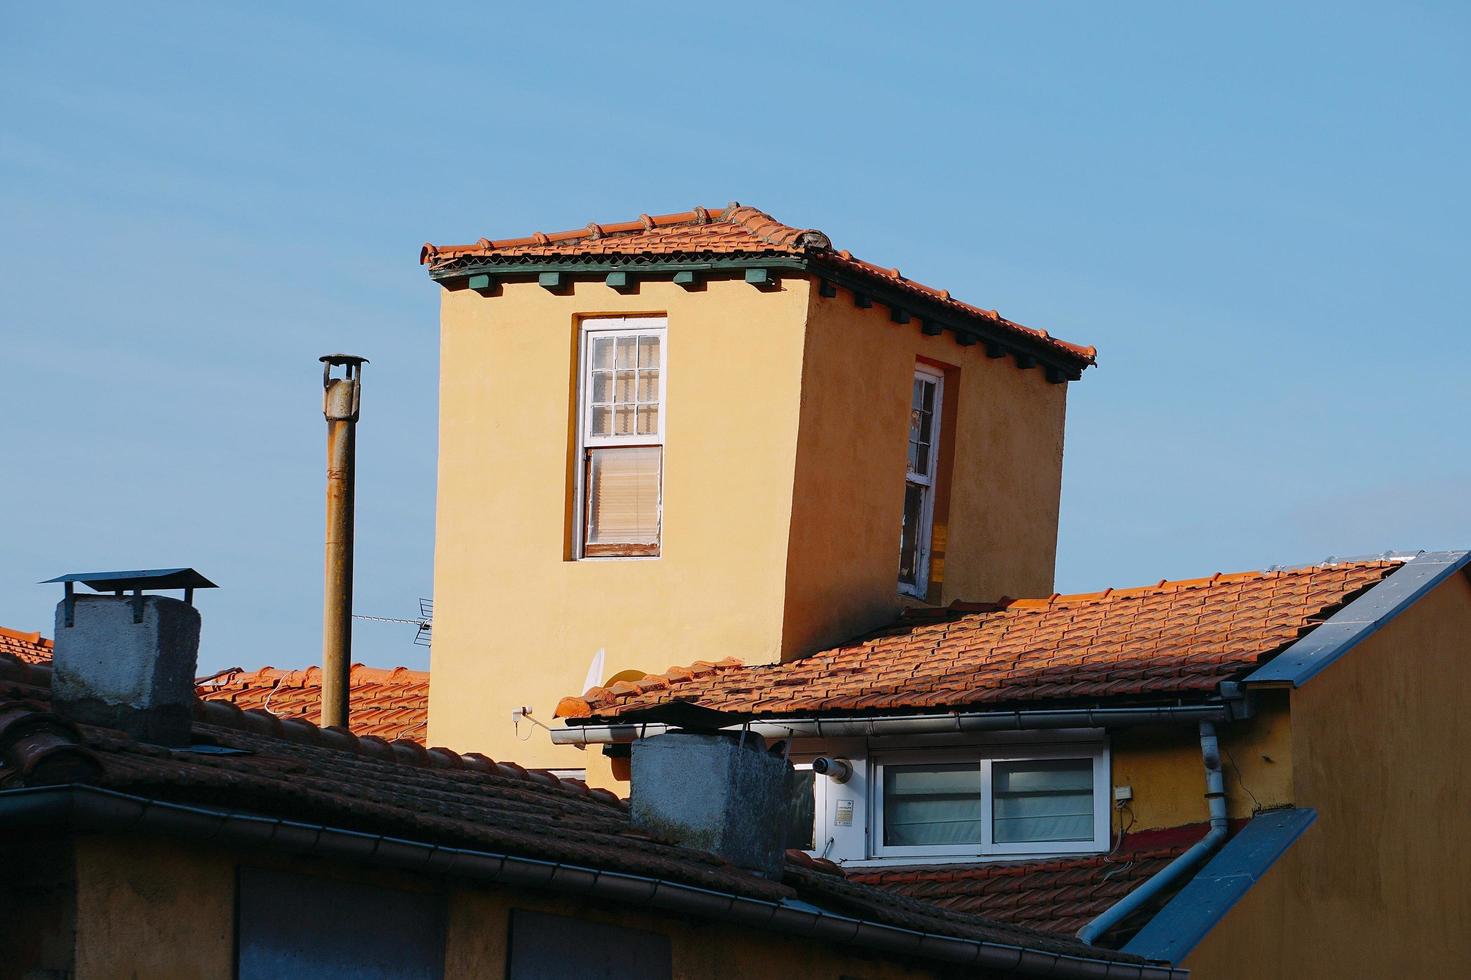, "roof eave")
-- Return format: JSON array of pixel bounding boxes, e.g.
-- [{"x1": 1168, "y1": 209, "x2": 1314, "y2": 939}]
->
[{"x1": 428, "y1": 250, "x2": 1094, "y2": 376}]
